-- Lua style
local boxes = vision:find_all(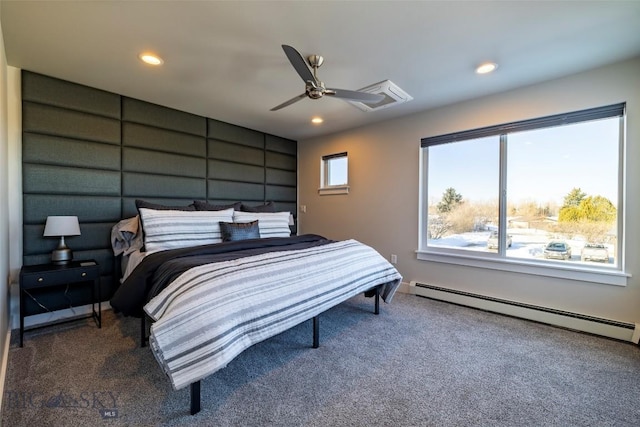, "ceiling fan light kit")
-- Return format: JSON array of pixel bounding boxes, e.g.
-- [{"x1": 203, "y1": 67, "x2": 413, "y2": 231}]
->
[{"x1": 271, "y1": 44, "x2": 386, "y2": 111}]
